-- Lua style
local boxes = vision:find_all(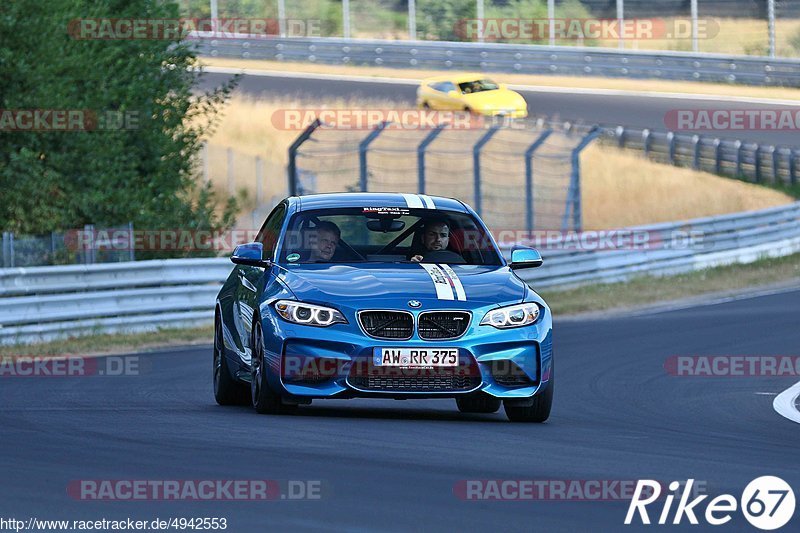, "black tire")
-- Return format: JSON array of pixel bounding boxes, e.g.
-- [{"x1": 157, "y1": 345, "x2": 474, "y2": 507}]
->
[
  {"x1": 422, "y1": 102, "x2": 431, "y2": 109},
  {"x1": 456, "y1": 392, "x2": 502, "y2": 414},
  {"x1": 213, "y1": 317, "x2": 250, "y2": 406},
  {"x1": 251, "y1": 321, "x2": 296, "y2": 415},
  {"x1": 504, "y1": 372, "x2": 553, "y2": 423}
]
